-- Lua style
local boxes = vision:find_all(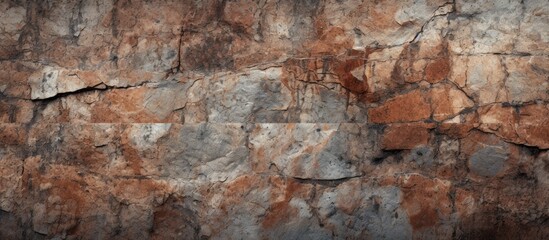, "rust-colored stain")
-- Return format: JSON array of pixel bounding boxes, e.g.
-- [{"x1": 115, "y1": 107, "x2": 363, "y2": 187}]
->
[
  {"x1": 425, "y1": 56, "x2": 450, "y2": 83},
  {"x1": 368, "y1": 90, "x2": 432, "y2": 123},
  {"x1": 333, "y1": 58, "x2": 367, "y2": 94},
  {"x1": 220, "y1": 175, "x2": 260, "y2": 213},
  {"x1": 0, "y1": 125, "x2": 26, "y2": 145},
  {"x1": 399, "y1": 175, "x2": 452, "y2": 231},
  {"x1": 381, "y1": 123, "x2": 435, "y2": 150},
  {"x1": 262, "y1": 178, "x2": 308, "y2": 229},
  {"x1": 121, "y1": 131, "x2": 143, "y2": 175}
]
